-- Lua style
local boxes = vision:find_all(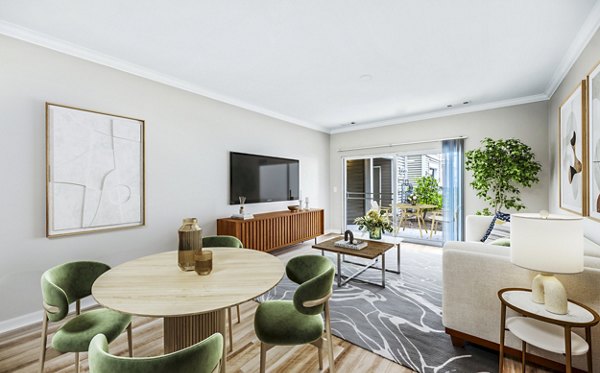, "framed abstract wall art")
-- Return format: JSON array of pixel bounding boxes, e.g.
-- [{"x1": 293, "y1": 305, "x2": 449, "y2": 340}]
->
[
  {"x1": 588, "y1": 64, "x2": 600, "y2": 221},
  {"x1": 558, "y1": 82, "x2": 586, "y2": 215},
  {"x1": 46, "y1": 103, "x2": 145, "y2": 237}
]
